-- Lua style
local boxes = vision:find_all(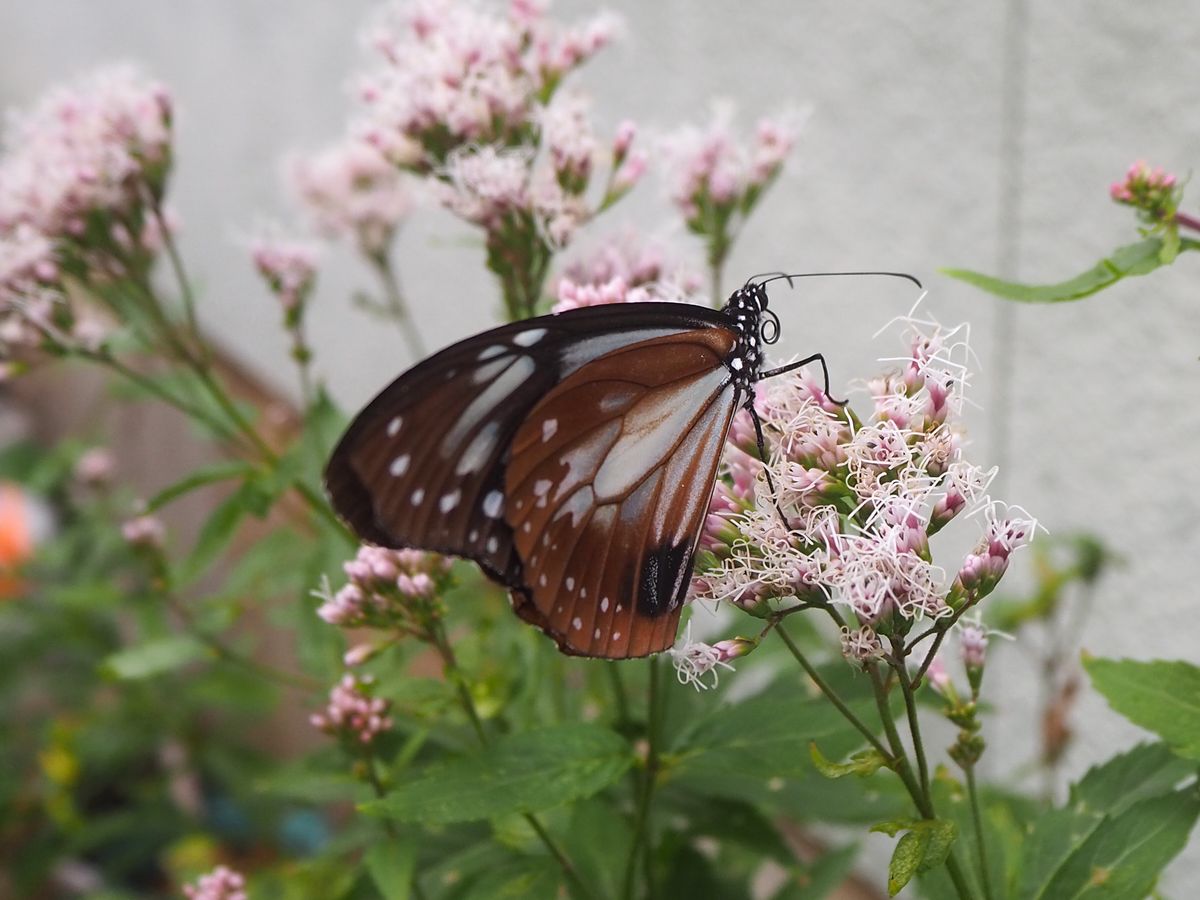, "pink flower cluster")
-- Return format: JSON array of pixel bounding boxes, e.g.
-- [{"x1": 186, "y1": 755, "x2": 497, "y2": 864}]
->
[
  {"x1": 1109, "y1": 160, "x2": 1179, "y2": 219},
  {"x1": 551, "y1": 232, "x2": 703, "y2": 313},
  {"x1": 0, "y1": 65, "x2": 173, "y2": 360},
  {"x1": 661, "y1": 107, "x2": 798, "y2": 228},
  {"x1": 315, "y1": 544, "x2": 450, "y2": 629},
  {"x1": 250, "y1": 235, "x2": 320, "y2": 315},
  {"x1": 182, "y1": 865, "x2": 247, "y2": 900},
  {"x1": 691, "y1": 310, "x2": 1037, "y2": 669},
  {"x1": 122, "y1": 513, "x2": 166, "y2": 549},
  {"x1": 286, "y1": 138, "x2": 414, "y2": 257},
  {"x1": 356, "y1": 0, "x2": 617, "y2": 167},
  {"x1": 310, "y1": 673, "x2": 394, "y2": 746}
]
